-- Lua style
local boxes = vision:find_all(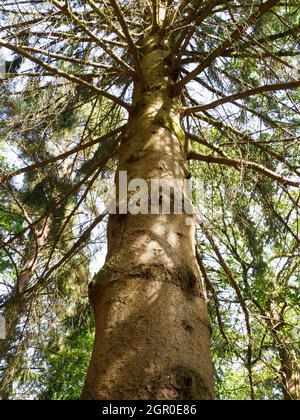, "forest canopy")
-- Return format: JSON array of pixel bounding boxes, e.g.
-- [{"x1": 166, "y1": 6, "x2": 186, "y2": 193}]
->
[{"x1": 0, "y1": 0, "x2": 299, "y2": 400}]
